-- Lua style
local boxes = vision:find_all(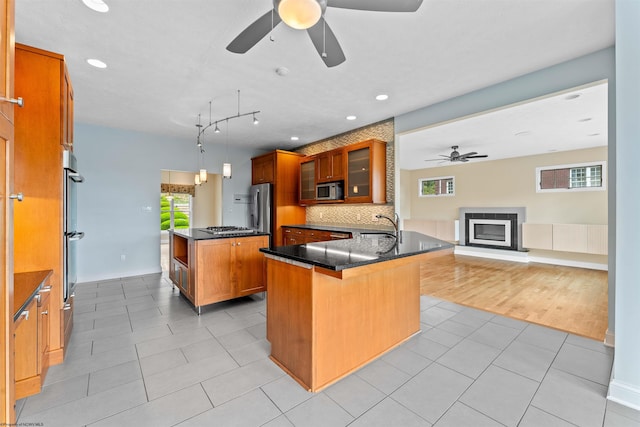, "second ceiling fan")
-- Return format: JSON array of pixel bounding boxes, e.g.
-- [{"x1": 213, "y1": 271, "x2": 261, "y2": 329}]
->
[
  {"x1": 226, "y1": 0, "x2": 424, "y2": 67},
  {"x1": 425, "y1": 146, "x2": 489, "y2": 163}
]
